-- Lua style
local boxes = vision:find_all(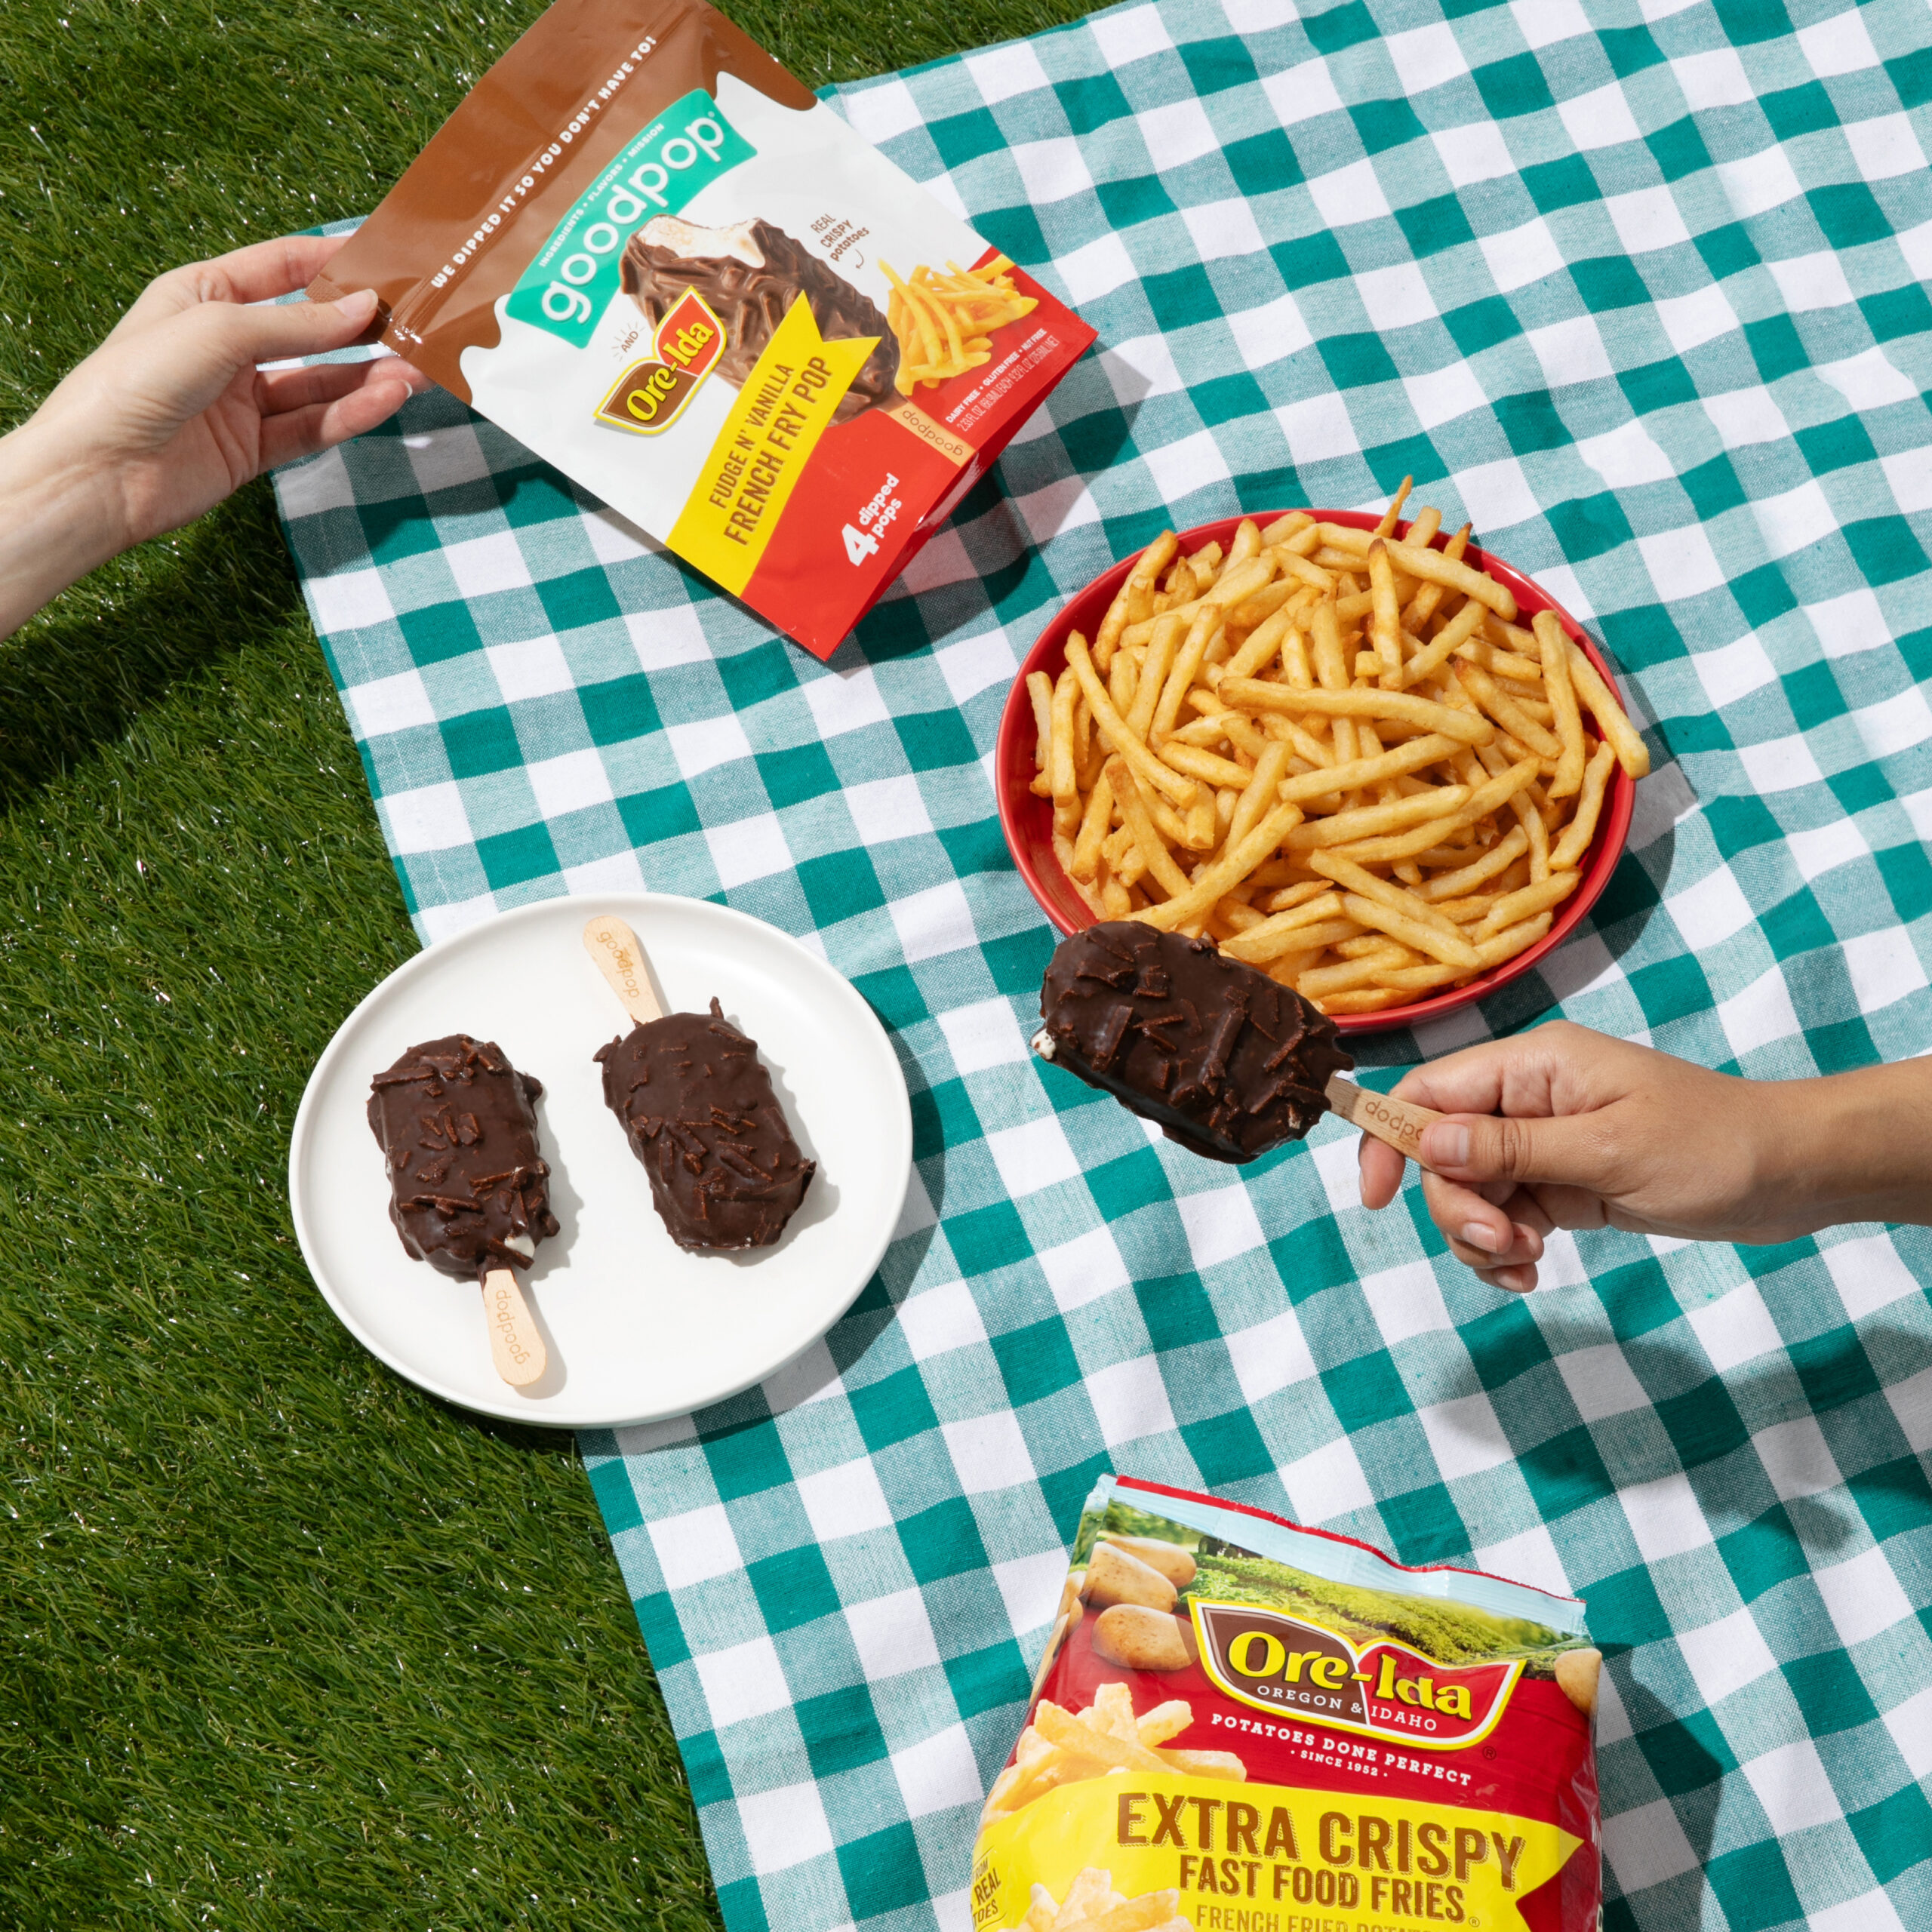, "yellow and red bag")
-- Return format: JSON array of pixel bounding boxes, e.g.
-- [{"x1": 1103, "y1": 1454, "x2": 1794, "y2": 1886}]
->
[{"x1": 974, "y1": 1475, "x2": 1601, "y2": 1932}]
